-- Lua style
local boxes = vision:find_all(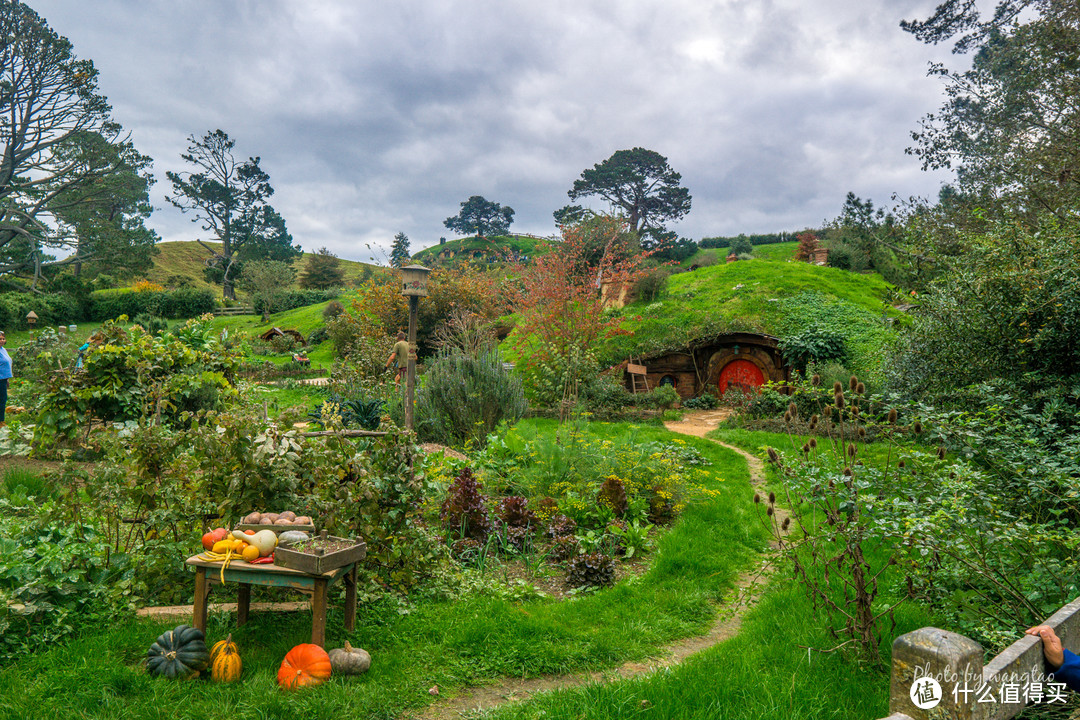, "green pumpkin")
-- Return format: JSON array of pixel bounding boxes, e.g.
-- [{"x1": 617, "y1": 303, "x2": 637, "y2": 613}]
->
[{"x1": 147, "y1": 625, "x2": 210, "y2": 679}]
